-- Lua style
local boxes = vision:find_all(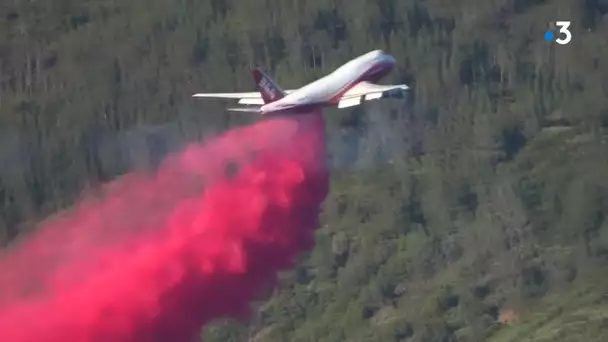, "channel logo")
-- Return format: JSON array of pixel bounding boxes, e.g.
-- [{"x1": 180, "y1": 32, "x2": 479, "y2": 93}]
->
[{"x1": 544, "y1": 21, "x2": 572, "y2": 45}]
